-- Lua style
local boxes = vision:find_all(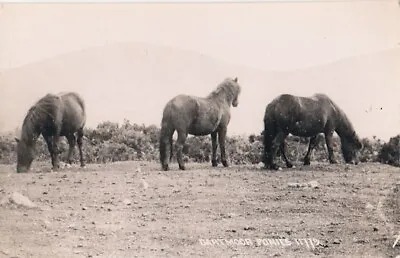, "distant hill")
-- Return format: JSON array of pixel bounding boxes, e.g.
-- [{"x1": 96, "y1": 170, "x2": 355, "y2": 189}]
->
[{"x1": 0, "y1": 42, "x2": 399, "y2": 140}]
